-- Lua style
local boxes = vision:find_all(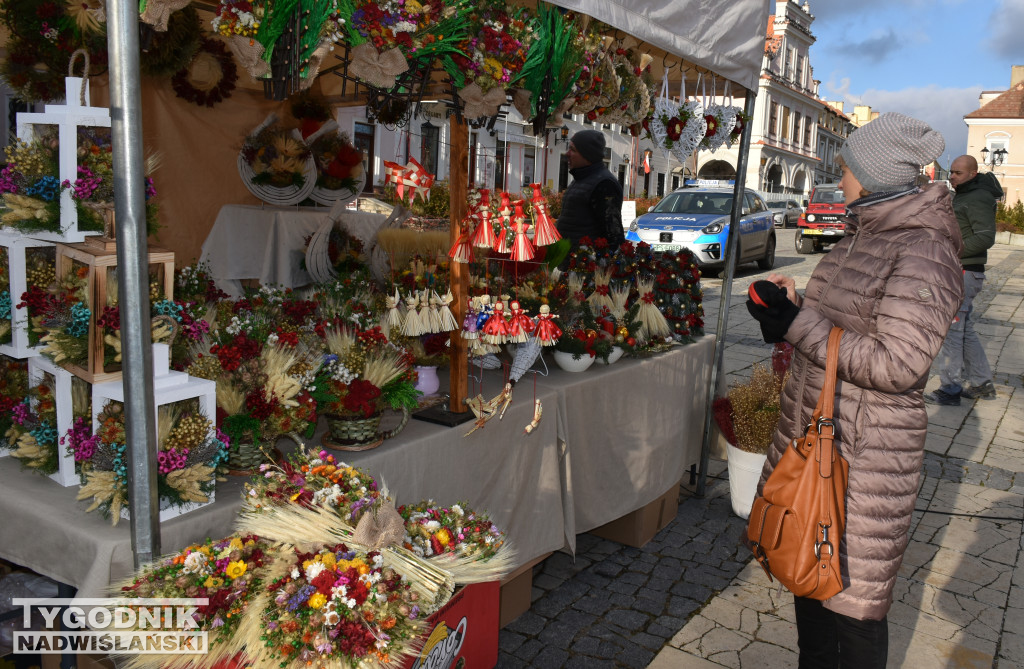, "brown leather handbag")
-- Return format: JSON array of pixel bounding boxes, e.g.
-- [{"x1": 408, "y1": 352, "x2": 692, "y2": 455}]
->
[{"x1": 747, "y1": 326, "x2": 849, "y2": 600}]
